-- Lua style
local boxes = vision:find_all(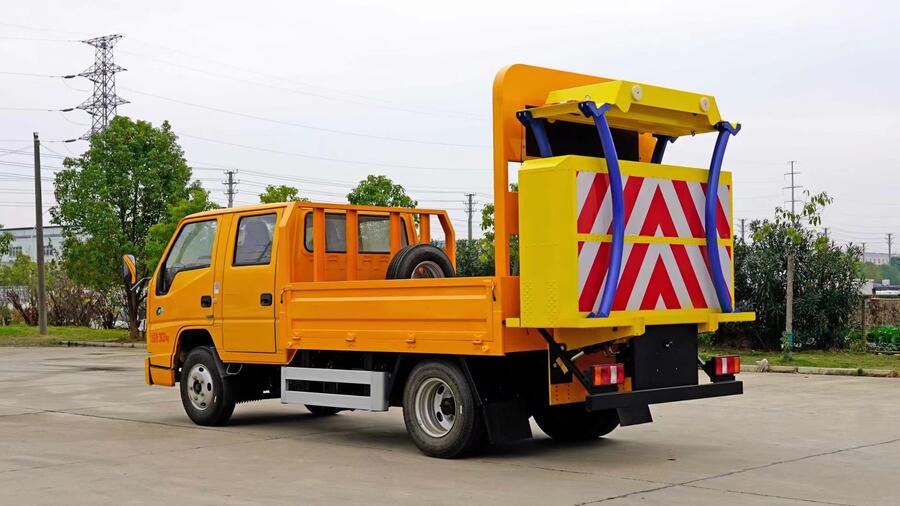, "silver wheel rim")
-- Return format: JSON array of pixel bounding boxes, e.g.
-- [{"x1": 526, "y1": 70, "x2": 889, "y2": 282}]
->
[
  {"x1": 414, "y1": 377, "x2": 456, "y2": 438},
  {"x1": 411, "y1": 260, "x2": 444, "y2": 279},
  {"x1": 186, "y1": 363, "x2": 214, "y2": 411}
]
